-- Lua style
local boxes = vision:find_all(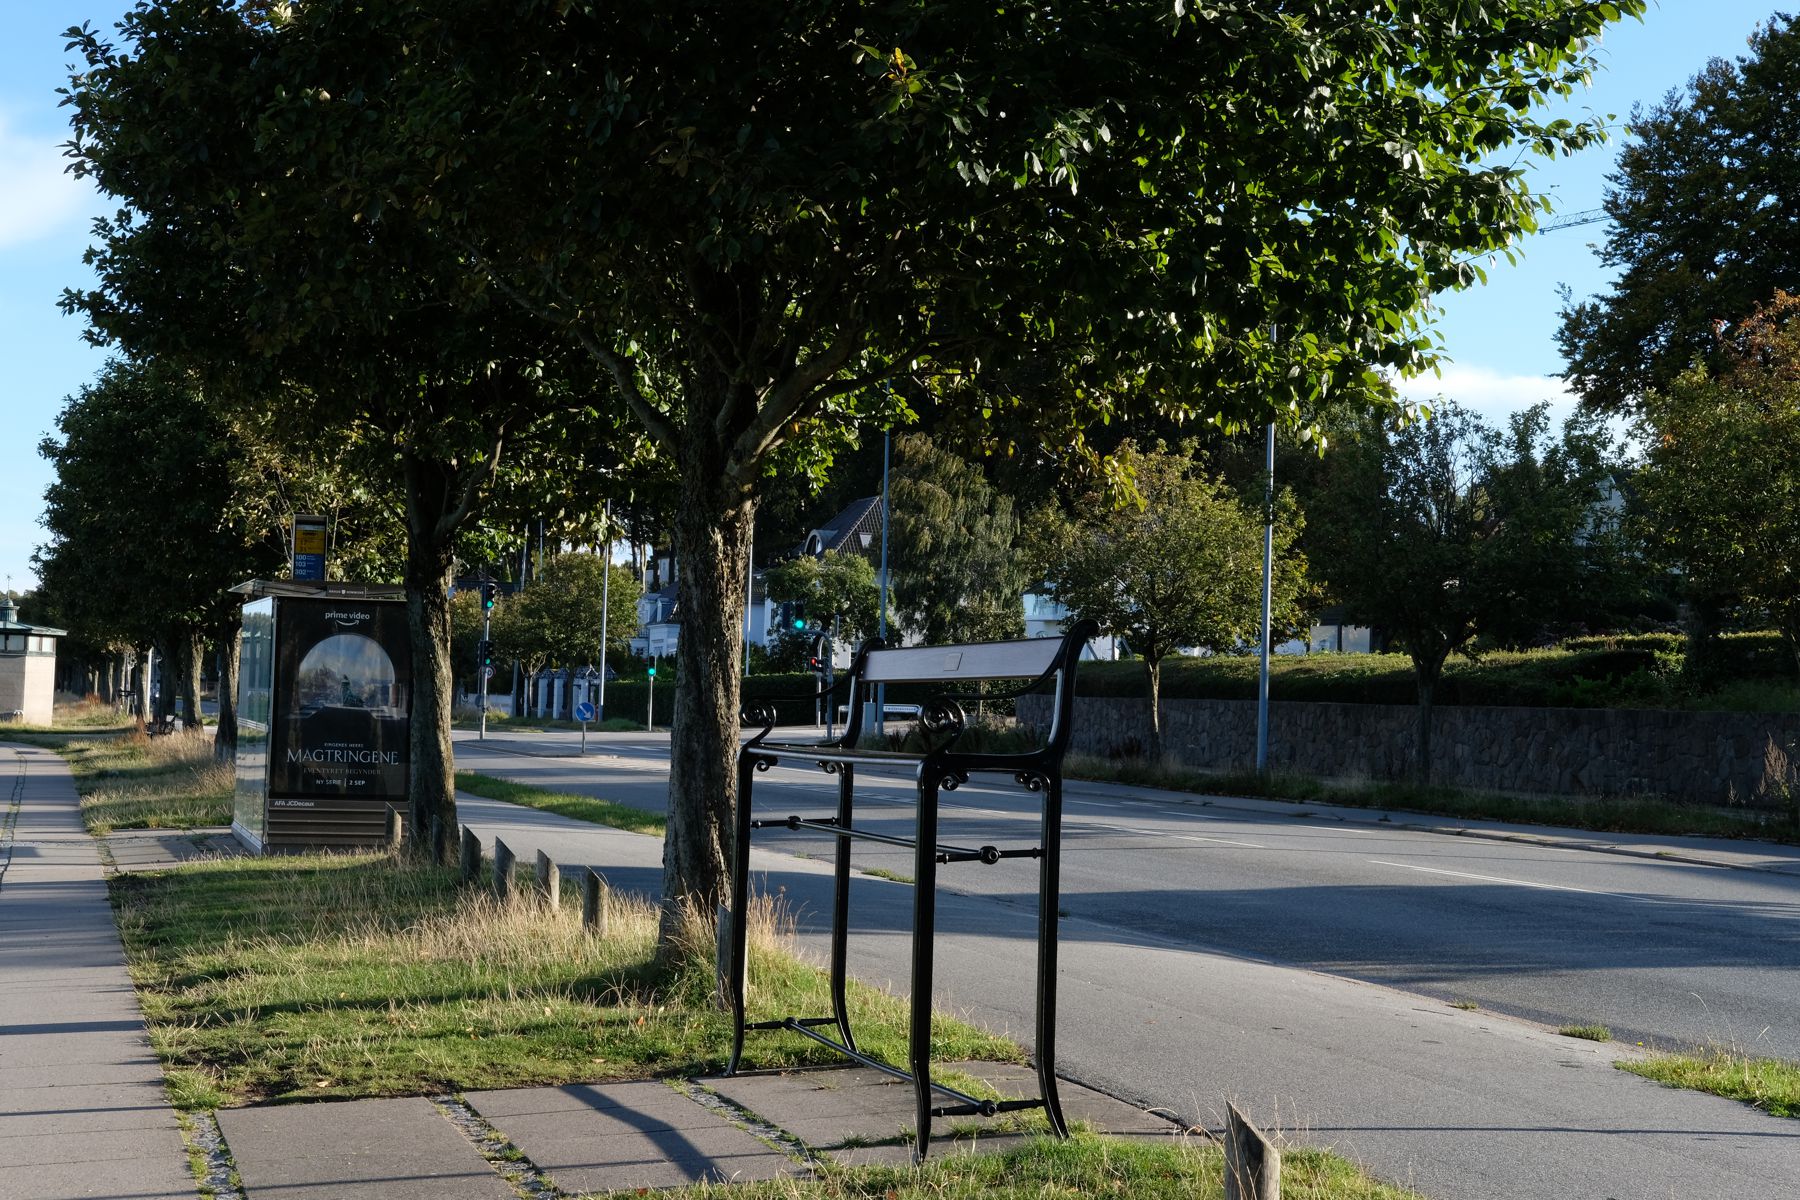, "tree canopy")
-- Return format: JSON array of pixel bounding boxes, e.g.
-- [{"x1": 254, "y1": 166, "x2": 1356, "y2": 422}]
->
[
  {"x1": 1310, "y1": 402, "x2": 1616, "y2": 778},
  {"x1": 1030, "y1": 444, "x2": 1306, "y2": 758},
  {"x1": 1557, "y1": 12, "x2": 1800, "y2": 412},
  {"x1": 887, "y1": 434, "x2": 1026, "y2": 646},
  {"x1": 1634, "y1": 293, "x2": 1800, "y2": 674},
  {"x1": 60, "y1": 0, "x2": 1645, "y2": 941}
]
